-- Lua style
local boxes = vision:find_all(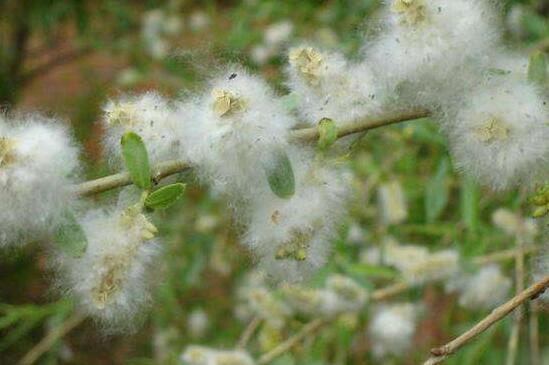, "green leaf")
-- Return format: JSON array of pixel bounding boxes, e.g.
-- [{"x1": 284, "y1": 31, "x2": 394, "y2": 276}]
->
[
  {"x1": 461, "y1": 176, "x2": 480, "y2": 234},
  {"x1": 121, "y1": 132, "x2": 151, "y2": 190},
  {"x1": 265, "y1": 150, "x2": 295, "y2": 199},
  {"x1": 317, "y1": 118, "x2": 338, "y2": 151},
  {"x1": 54, "y1": 212, "x2": 87, "y2": 258},
  {"x1": 425, "y1": 158, "x2": 450, "y2": 223},
  {"x1": 528, "y1": 51, "x2": 547, "y2": 87},
  {"x1": 145, "y1": 183, "x2": 186, "y2": 209}
]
